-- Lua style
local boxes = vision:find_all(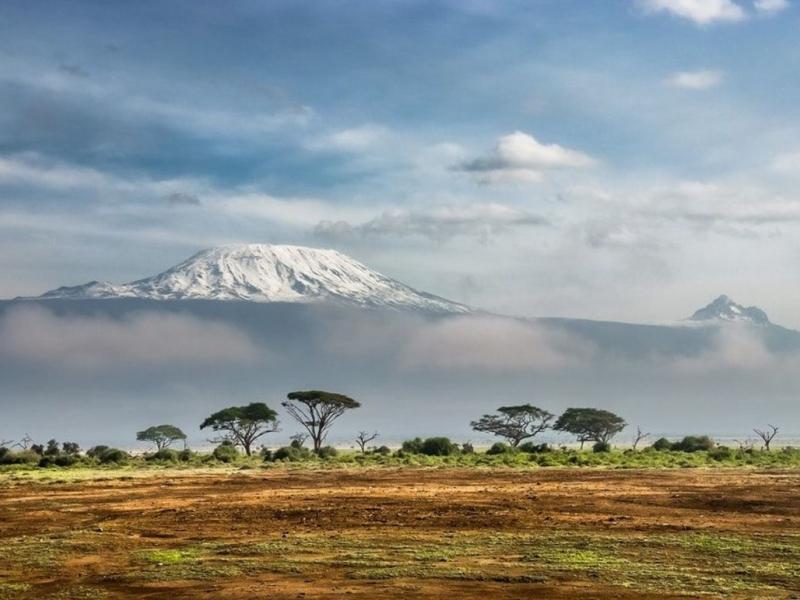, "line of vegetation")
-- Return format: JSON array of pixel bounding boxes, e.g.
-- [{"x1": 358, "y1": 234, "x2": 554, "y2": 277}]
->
[{"x1": 1, "y1": 391, "x2": 794, "y2": 470}]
